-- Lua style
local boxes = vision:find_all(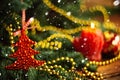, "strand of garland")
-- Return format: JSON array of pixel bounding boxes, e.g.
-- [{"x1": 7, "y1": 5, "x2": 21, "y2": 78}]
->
[
  {"x1": 35, "y1": 33, "x2": 73, "y2": 50},
  {"x1": 42, "y1": 0, "x2": 120, "y2": 34},
  {"x1": 6, "y1": 24, "x2": 15, "y2": 52},
  {"x1": 83, "y1": 52, "x2": 120, "y2": 79},
  {"x1": 31, "y1": 19, "x2": 88, "y2": 35},
  {"x1": 36, "y1": 57, "x2": 83, "y2": 80},
  {"x1": 43, "y1": 0, "x2": 100, "y2": 27}
]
